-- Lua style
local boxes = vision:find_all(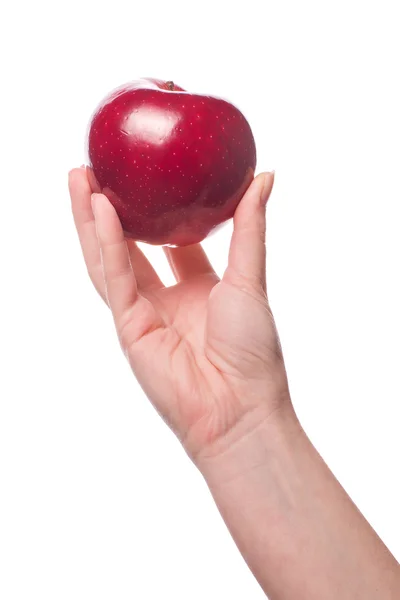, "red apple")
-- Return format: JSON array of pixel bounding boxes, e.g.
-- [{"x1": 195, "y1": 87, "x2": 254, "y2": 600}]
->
[{"x1": 87, "y1": 78, "x2": 256, "y2": 246}]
